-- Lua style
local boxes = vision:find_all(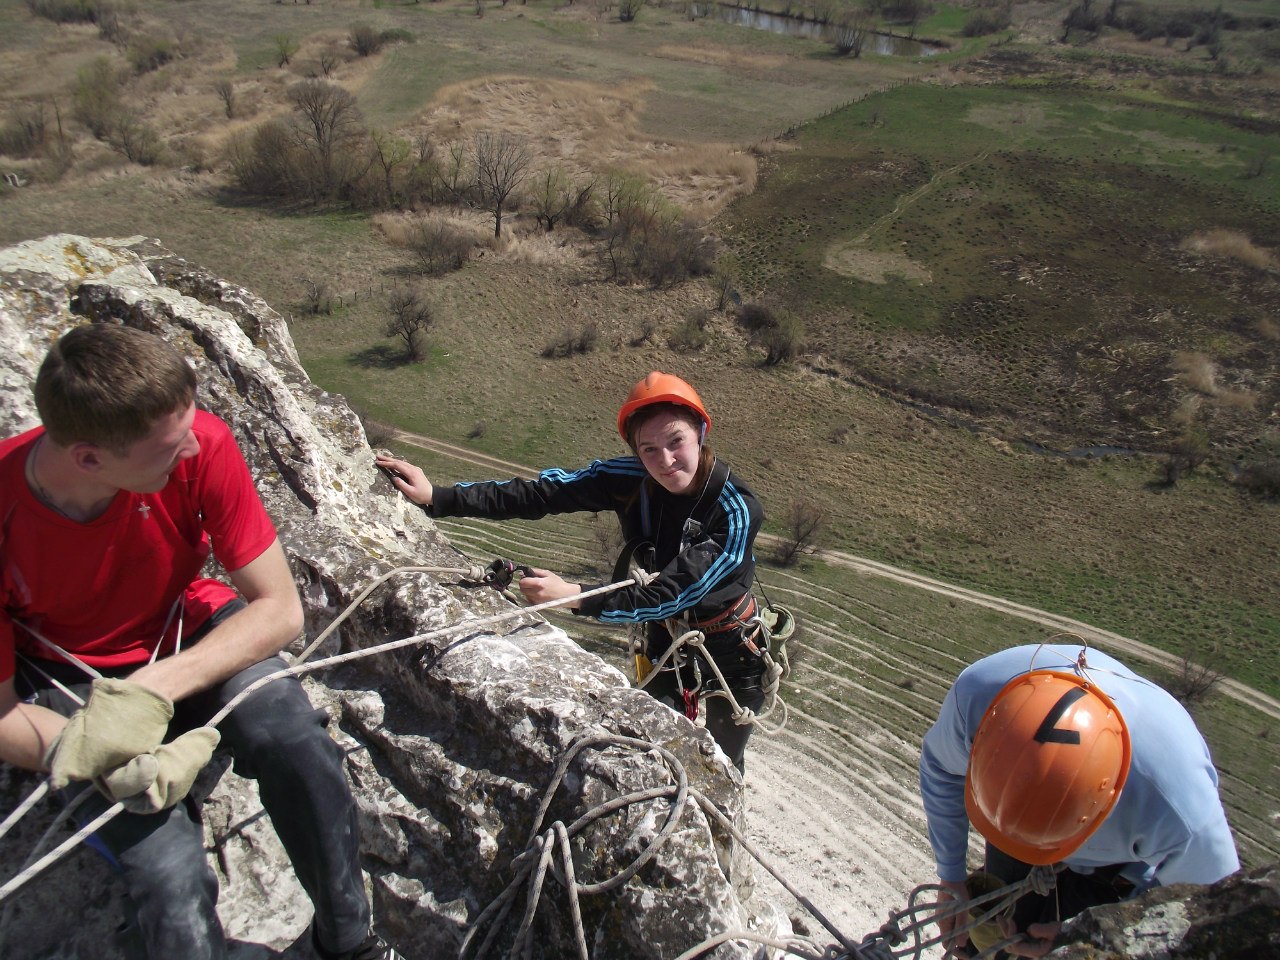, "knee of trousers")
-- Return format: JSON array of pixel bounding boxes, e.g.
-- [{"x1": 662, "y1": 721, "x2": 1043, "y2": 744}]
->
[{"x1": 218, "y1": 684, "x2": 341, "y2": 781}]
